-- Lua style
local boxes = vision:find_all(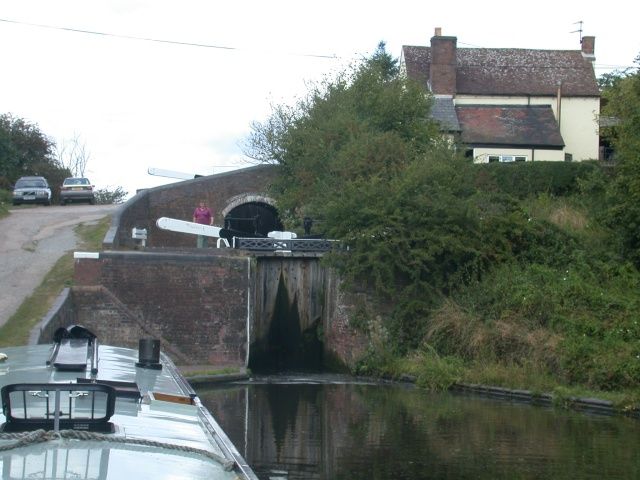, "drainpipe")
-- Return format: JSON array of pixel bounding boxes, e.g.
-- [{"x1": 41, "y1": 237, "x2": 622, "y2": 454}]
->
[
  {"x1": 532, "y1": 148, "x2": 535, "y2": 162},
  {"x1": 556, "y1": 81, "x2": 563, "y2": 130},
  {"x1": 245, "y1": 257, "x2": 251, "y2": 367}
]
